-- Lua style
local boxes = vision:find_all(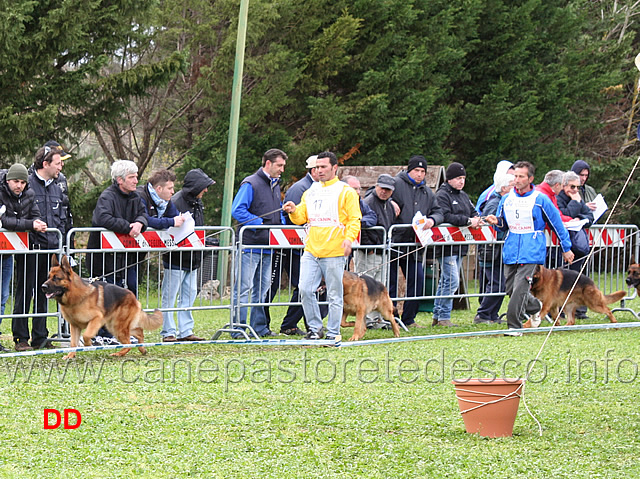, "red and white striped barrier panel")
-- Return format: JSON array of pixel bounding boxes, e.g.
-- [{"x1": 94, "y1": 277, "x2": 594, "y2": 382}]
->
[
  {"x1": 545, "y1": 228, "x2": 625, "y2": 248},
  {"x1": 269, "y1": 228, "x2": 306, "y2": 246},
  {"x1": 0, "y1": 232, "x2": 29, "y2": 251},
  {"x1": 429, "y1": 226, "x2": 497, "y2": 243},
  {"x1": 100, "y1": 230, "x2": 205, "y2": 250},
  {"x1": 268, "y1": 228, "x2": 361, "y2": 247}
]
